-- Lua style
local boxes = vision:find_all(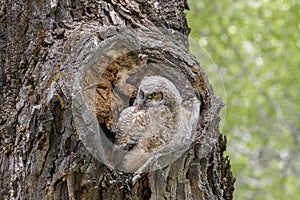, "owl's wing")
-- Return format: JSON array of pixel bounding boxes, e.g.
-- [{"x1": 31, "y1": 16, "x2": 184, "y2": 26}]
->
[
  {"x1": 133, "y1": 105, "x2": 178, "y2": 153},
  {"x1": 114, "y1": 106, "x2": 150, "y2": 150}
]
